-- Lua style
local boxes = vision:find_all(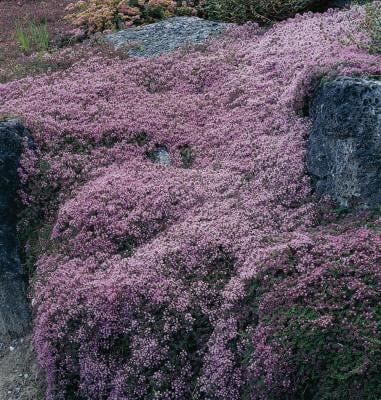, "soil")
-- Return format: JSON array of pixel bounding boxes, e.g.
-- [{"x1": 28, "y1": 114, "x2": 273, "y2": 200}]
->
[
  {"x1": 0, "y1": 0, "x2": 74, "y2": 82},
  {"x1": 0, "y1": 334, "x2": 44, "y2": 400}
]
